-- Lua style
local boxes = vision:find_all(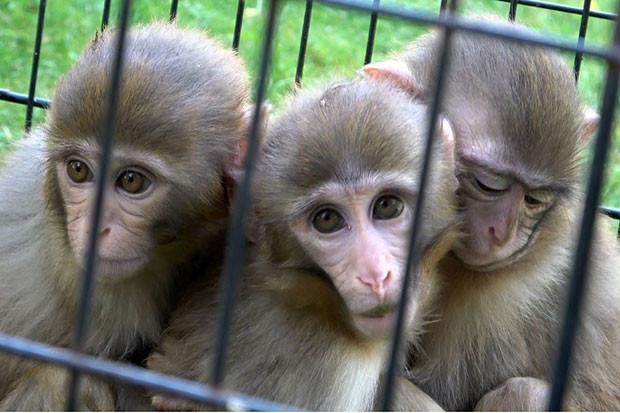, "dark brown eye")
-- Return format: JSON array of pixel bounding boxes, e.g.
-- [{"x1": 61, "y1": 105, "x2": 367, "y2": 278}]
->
[
  {"x1": 312, "y1": 208, "x2": 345, "y2": 233},
  {"x1": 373, "y1": 195, "x2": 404, "y2": 220},
  {"x1": 66, "y1": 160, "x2": 91, "y2": 183},
  {"x1": 117, "y1": 170, "x2": 150, "y2": 194},
  {"x1": 524, "y1": 195, "x2": 542, "y2": 206}
]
